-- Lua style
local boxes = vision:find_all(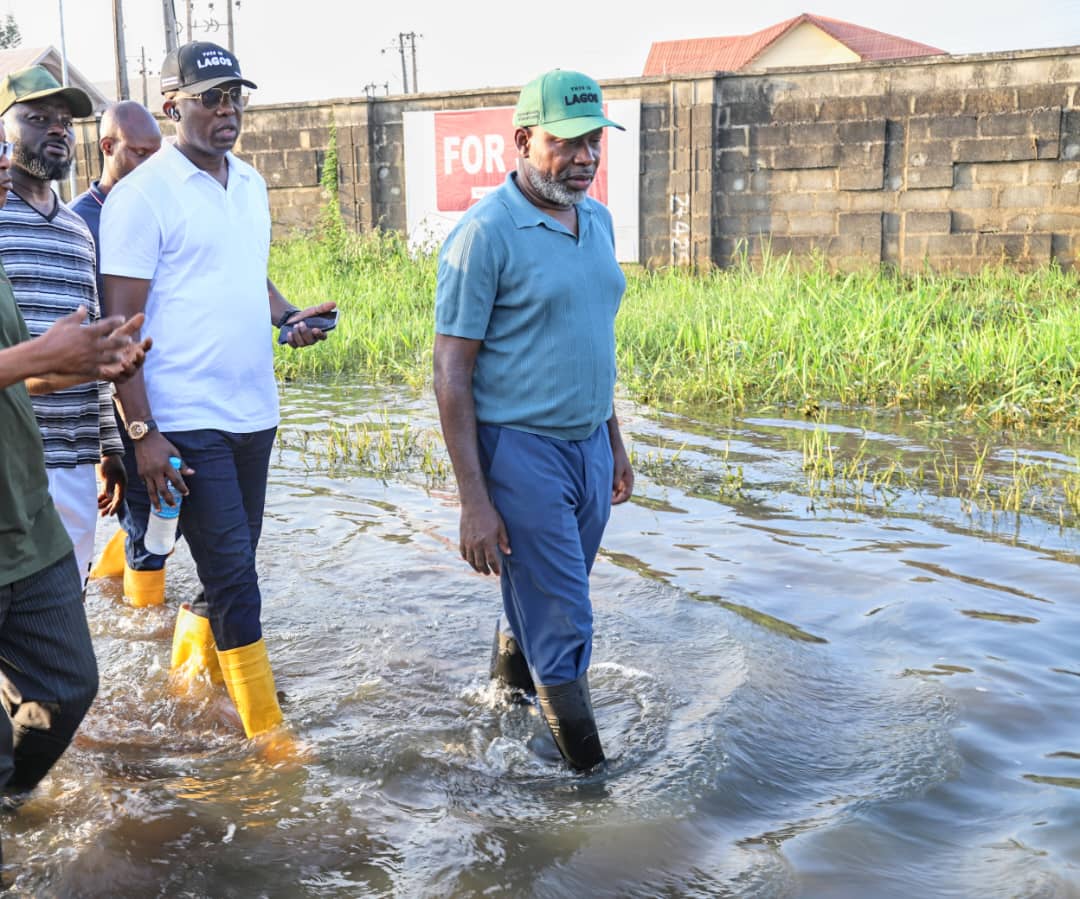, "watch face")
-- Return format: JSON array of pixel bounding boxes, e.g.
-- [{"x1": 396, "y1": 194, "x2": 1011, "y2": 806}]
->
[{"x1": 129, "y1": 421, "x2": 148, "y2": 440}]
